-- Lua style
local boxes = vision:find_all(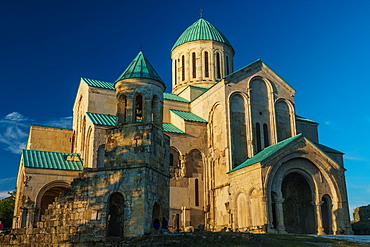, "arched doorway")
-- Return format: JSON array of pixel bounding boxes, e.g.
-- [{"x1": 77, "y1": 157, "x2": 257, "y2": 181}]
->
[
  {"x1": 107, "y1": 192, "x2": 124, "y2": 237},
  {"x1": 281, "y1": 172, "x2": 316, "y2": 234},
  {"x1": 321, "y1": 195, "x2": 332, "y2": 234},
  {"x1": 152, "y1": 202, "x2": 160, "y2": 230}
]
